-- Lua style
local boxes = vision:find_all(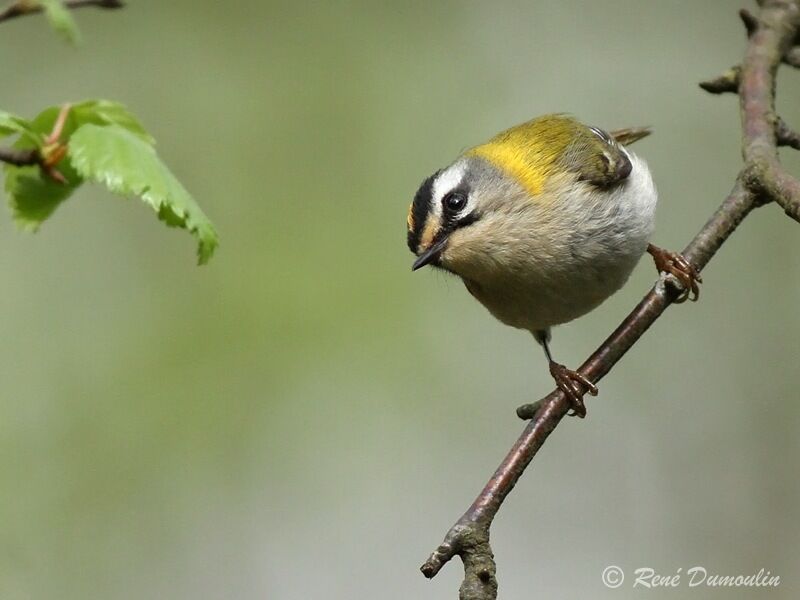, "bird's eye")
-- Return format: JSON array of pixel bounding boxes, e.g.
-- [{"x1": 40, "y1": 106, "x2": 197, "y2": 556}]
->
[{"x1": 443, "y1": 191, "x2": 467, "y2": 213}]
